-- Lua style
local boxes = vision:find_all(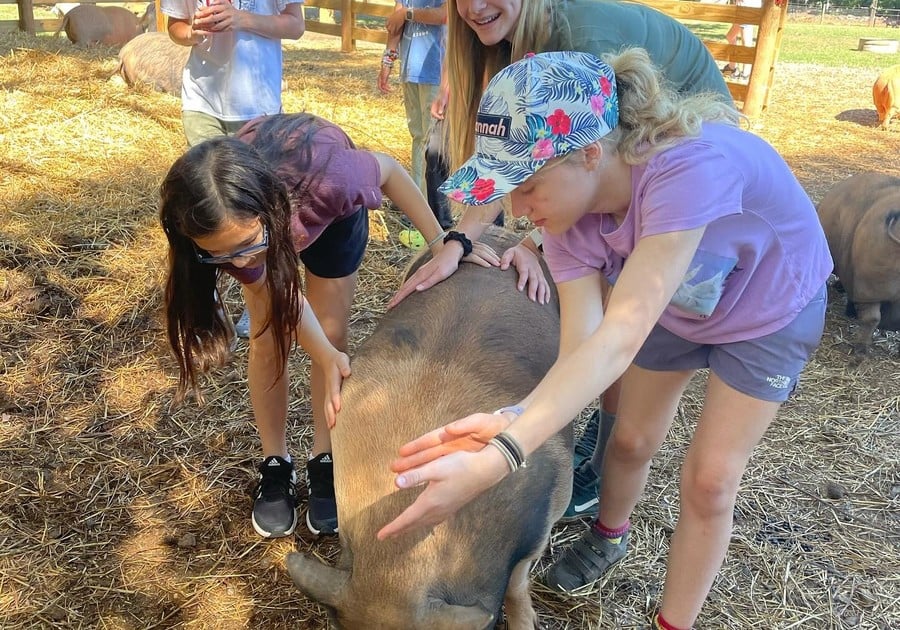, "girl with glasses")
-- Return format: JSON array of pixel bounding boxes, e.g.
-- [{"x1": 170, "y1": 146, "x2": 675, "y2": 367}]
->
[{"x1": 159, "y1": 113, "x2": 479, "y2": 539}]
